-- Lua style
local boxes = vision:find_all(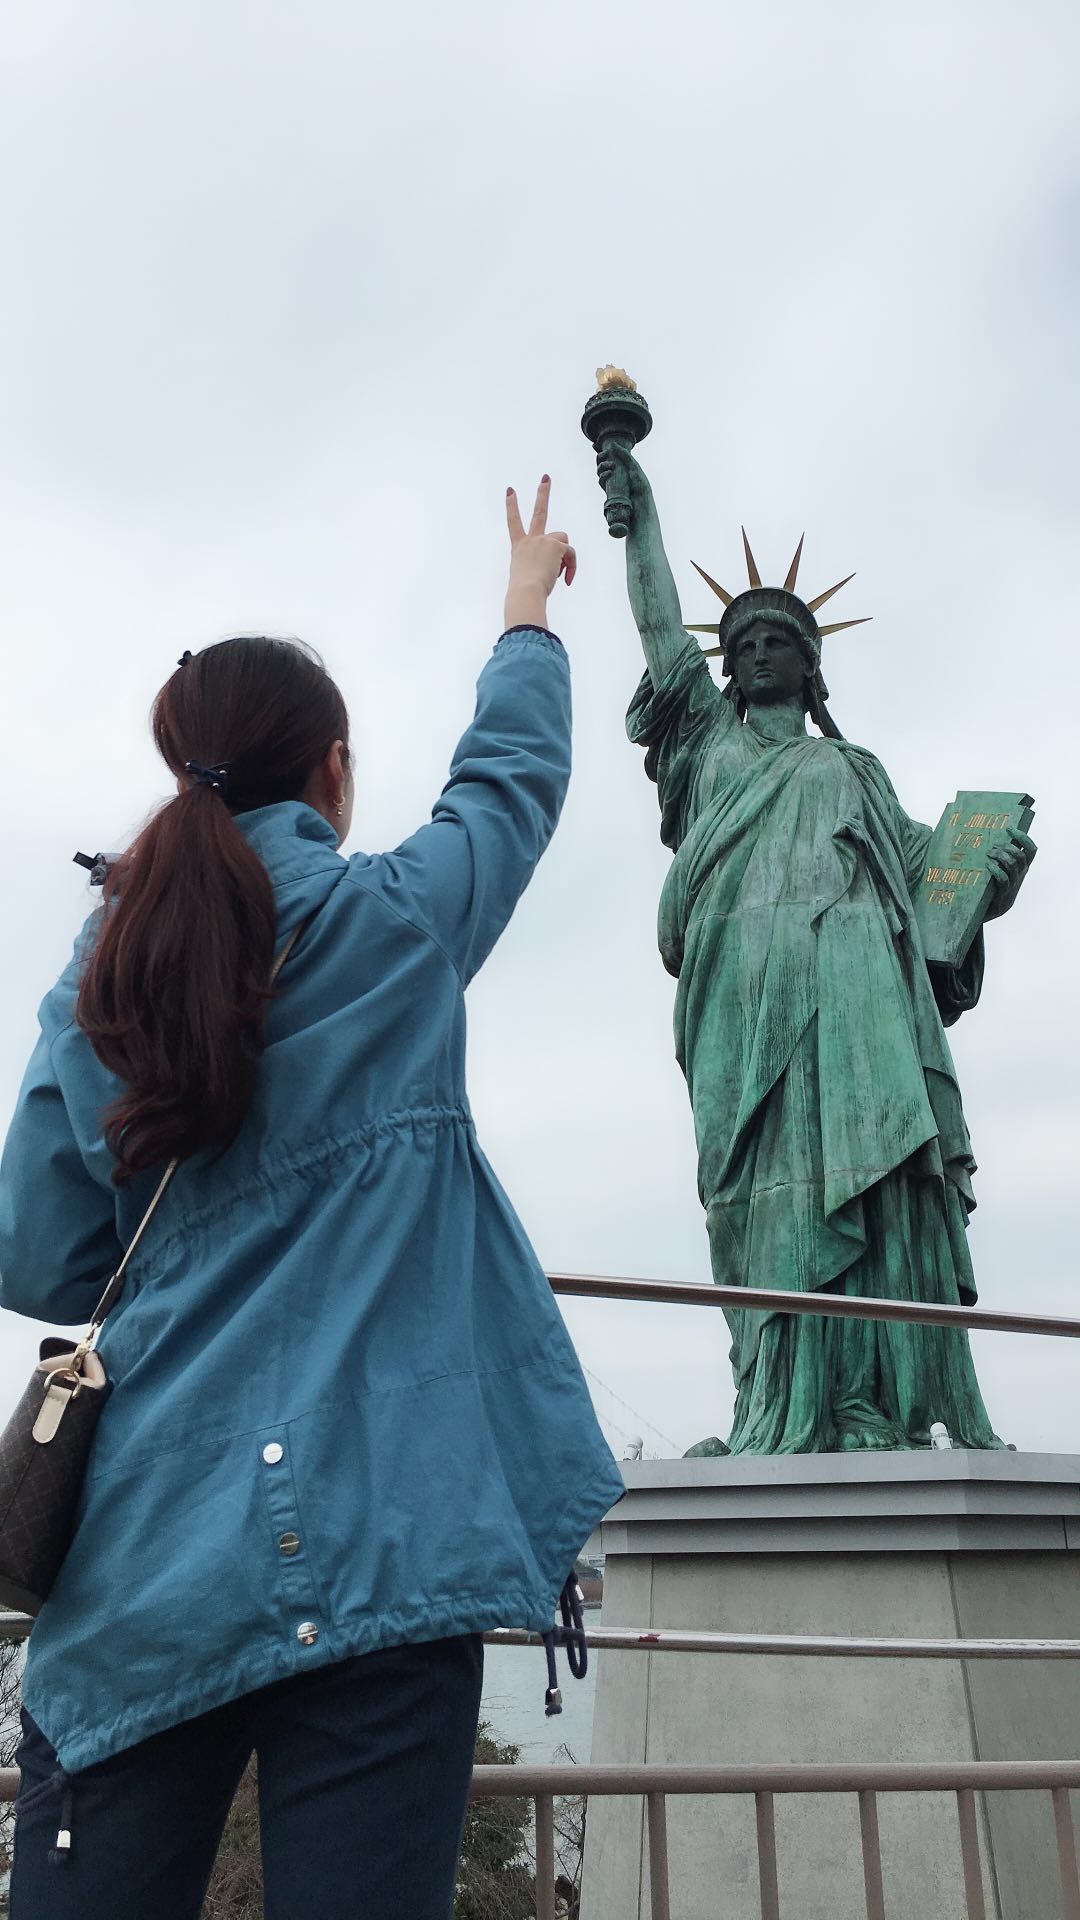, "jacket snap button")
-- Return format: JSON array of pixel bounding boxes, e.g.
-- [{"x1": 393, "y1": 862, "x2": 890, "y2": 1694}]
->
[
  {"x1": 278, "y1": 1532, "x2": 300, "y2": 1557},
  {"x1": 297, "y1": 1621, "x2": 318, "y2": 1646},
  {"x1": 262, "y1": 1443, "x2": 284, "y2": 1464}
]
